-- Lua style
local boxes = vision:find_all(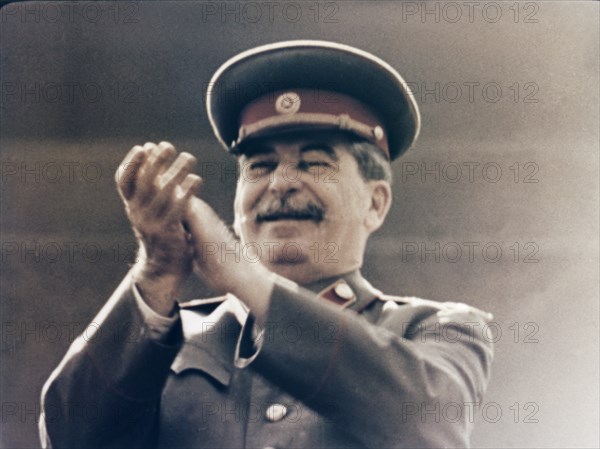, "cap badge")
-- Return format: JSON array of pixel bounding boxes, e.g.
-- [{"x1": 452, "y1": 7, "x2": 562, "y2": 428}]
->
[{"x1": 275, "y1": 92, "x2": 301, "y2": 115}]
